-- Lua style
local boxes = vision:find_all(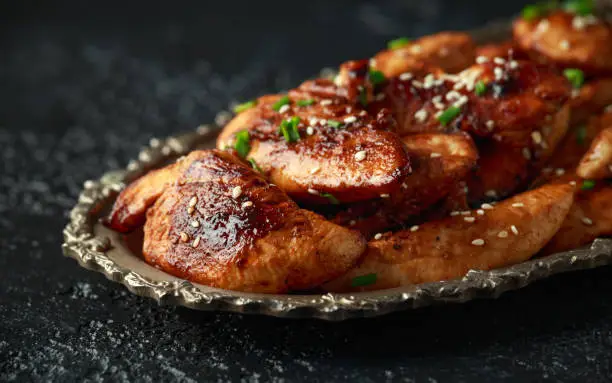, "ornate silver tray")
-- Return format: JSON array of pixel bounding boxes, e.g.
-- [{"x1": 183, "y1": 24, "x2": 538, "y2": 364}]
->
[{"x1": 62, "y1": 11, "x2": 612, "y2": 320}]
